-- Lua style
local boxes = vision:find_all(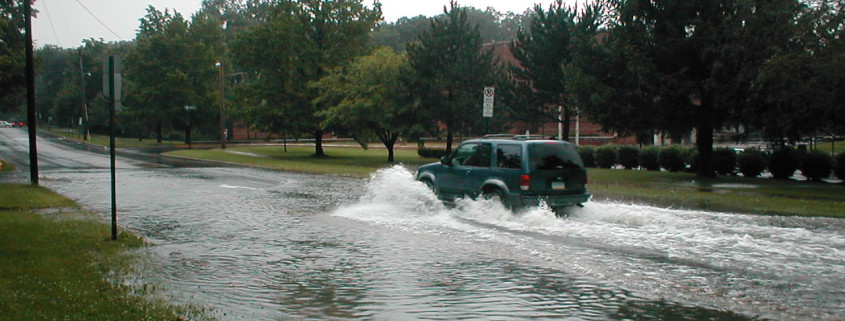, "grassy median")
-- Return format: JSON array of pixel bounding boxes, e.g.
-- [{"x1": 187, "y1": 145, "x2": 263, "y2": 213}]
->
[
  {"x1": 0, "y1": 183, "x2": 208, "y2": 320},
  {"x1": 165, "y1": 145, "x2": 845, "y2": 218}
]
